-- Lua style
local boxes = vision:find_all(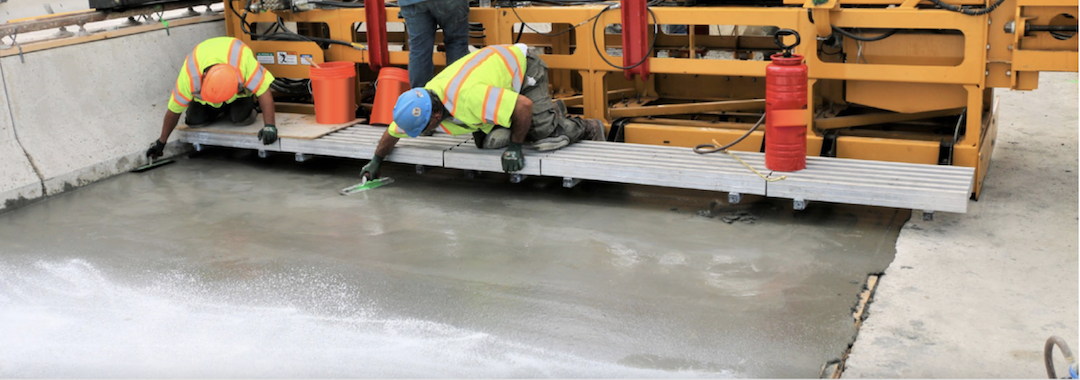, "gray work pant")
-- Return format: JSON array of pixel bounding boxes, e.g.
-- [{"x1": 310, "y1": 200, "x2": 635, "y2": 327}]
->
[{"x1": 474, "y1": 52, "x2": 589, "y2": 148}]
